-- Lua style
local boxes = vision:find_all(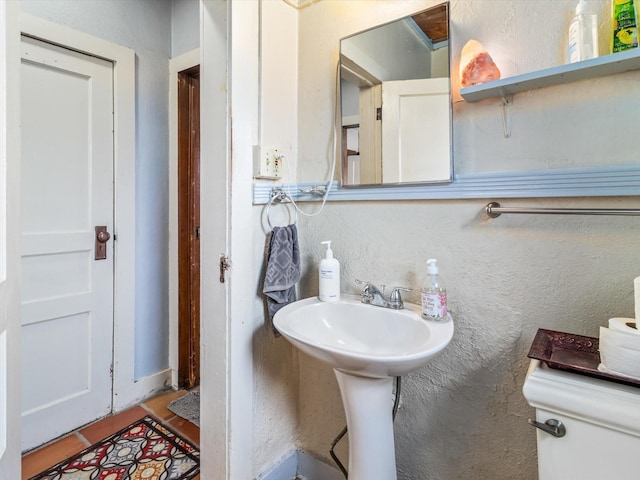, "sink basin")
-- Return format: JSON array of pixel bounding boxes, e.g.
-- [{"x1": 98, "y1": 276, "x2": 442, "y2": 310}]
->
[
  {"x1": 273, "y1": 294, "x2": 454, "y2": 479},
  {"x1": 273, "y1": 294, "x2": 454, "y2": 378}
]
